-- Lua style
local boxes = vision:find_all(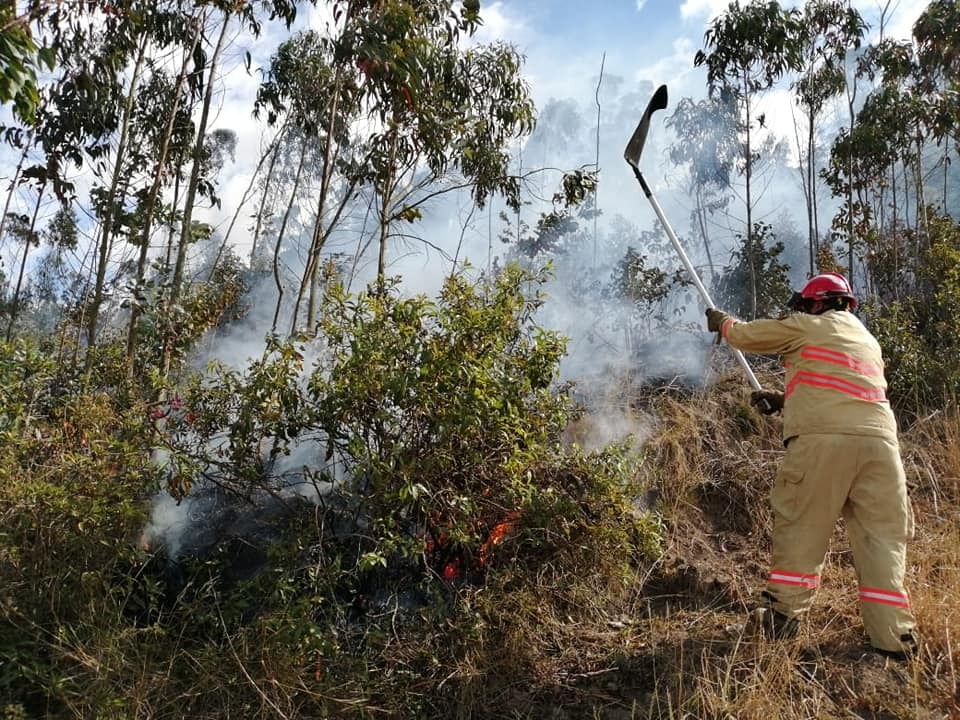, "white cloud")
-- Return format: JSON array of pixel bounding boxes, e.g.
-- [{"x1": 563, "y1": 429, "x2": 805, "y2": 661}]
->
[
  {"x1": 680, "y1": 0, "x2": 730, "y2": 22},
  {"x1": 631, "y1": 36, "x2": 702, "y2": 101},
  {"x1": 473, "y1": 1, "x2": 524, "y2": 44},
  {"x1": 635, "y1": 0, "x2": 647, "y2": 10}
]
